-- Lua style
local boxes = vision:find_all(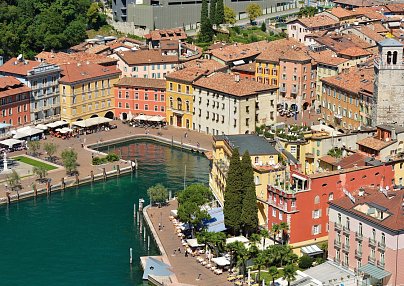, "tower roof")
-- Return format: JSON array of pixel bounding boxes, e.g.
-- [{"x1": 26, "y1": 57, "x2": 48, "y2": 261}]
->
[{"x1": 378, "y1": 38, "x2": 403, "y2": 47}]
